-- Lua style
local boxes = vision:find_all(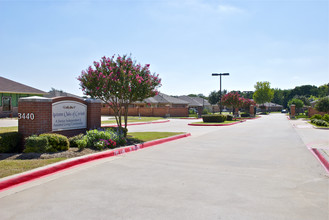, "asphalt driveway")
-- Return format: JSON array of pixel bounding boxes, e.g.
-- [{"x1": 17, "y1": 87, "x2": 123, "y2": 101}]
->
[{"x1": 0, "y1": 114, "x2": 328, "y2": 220}]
